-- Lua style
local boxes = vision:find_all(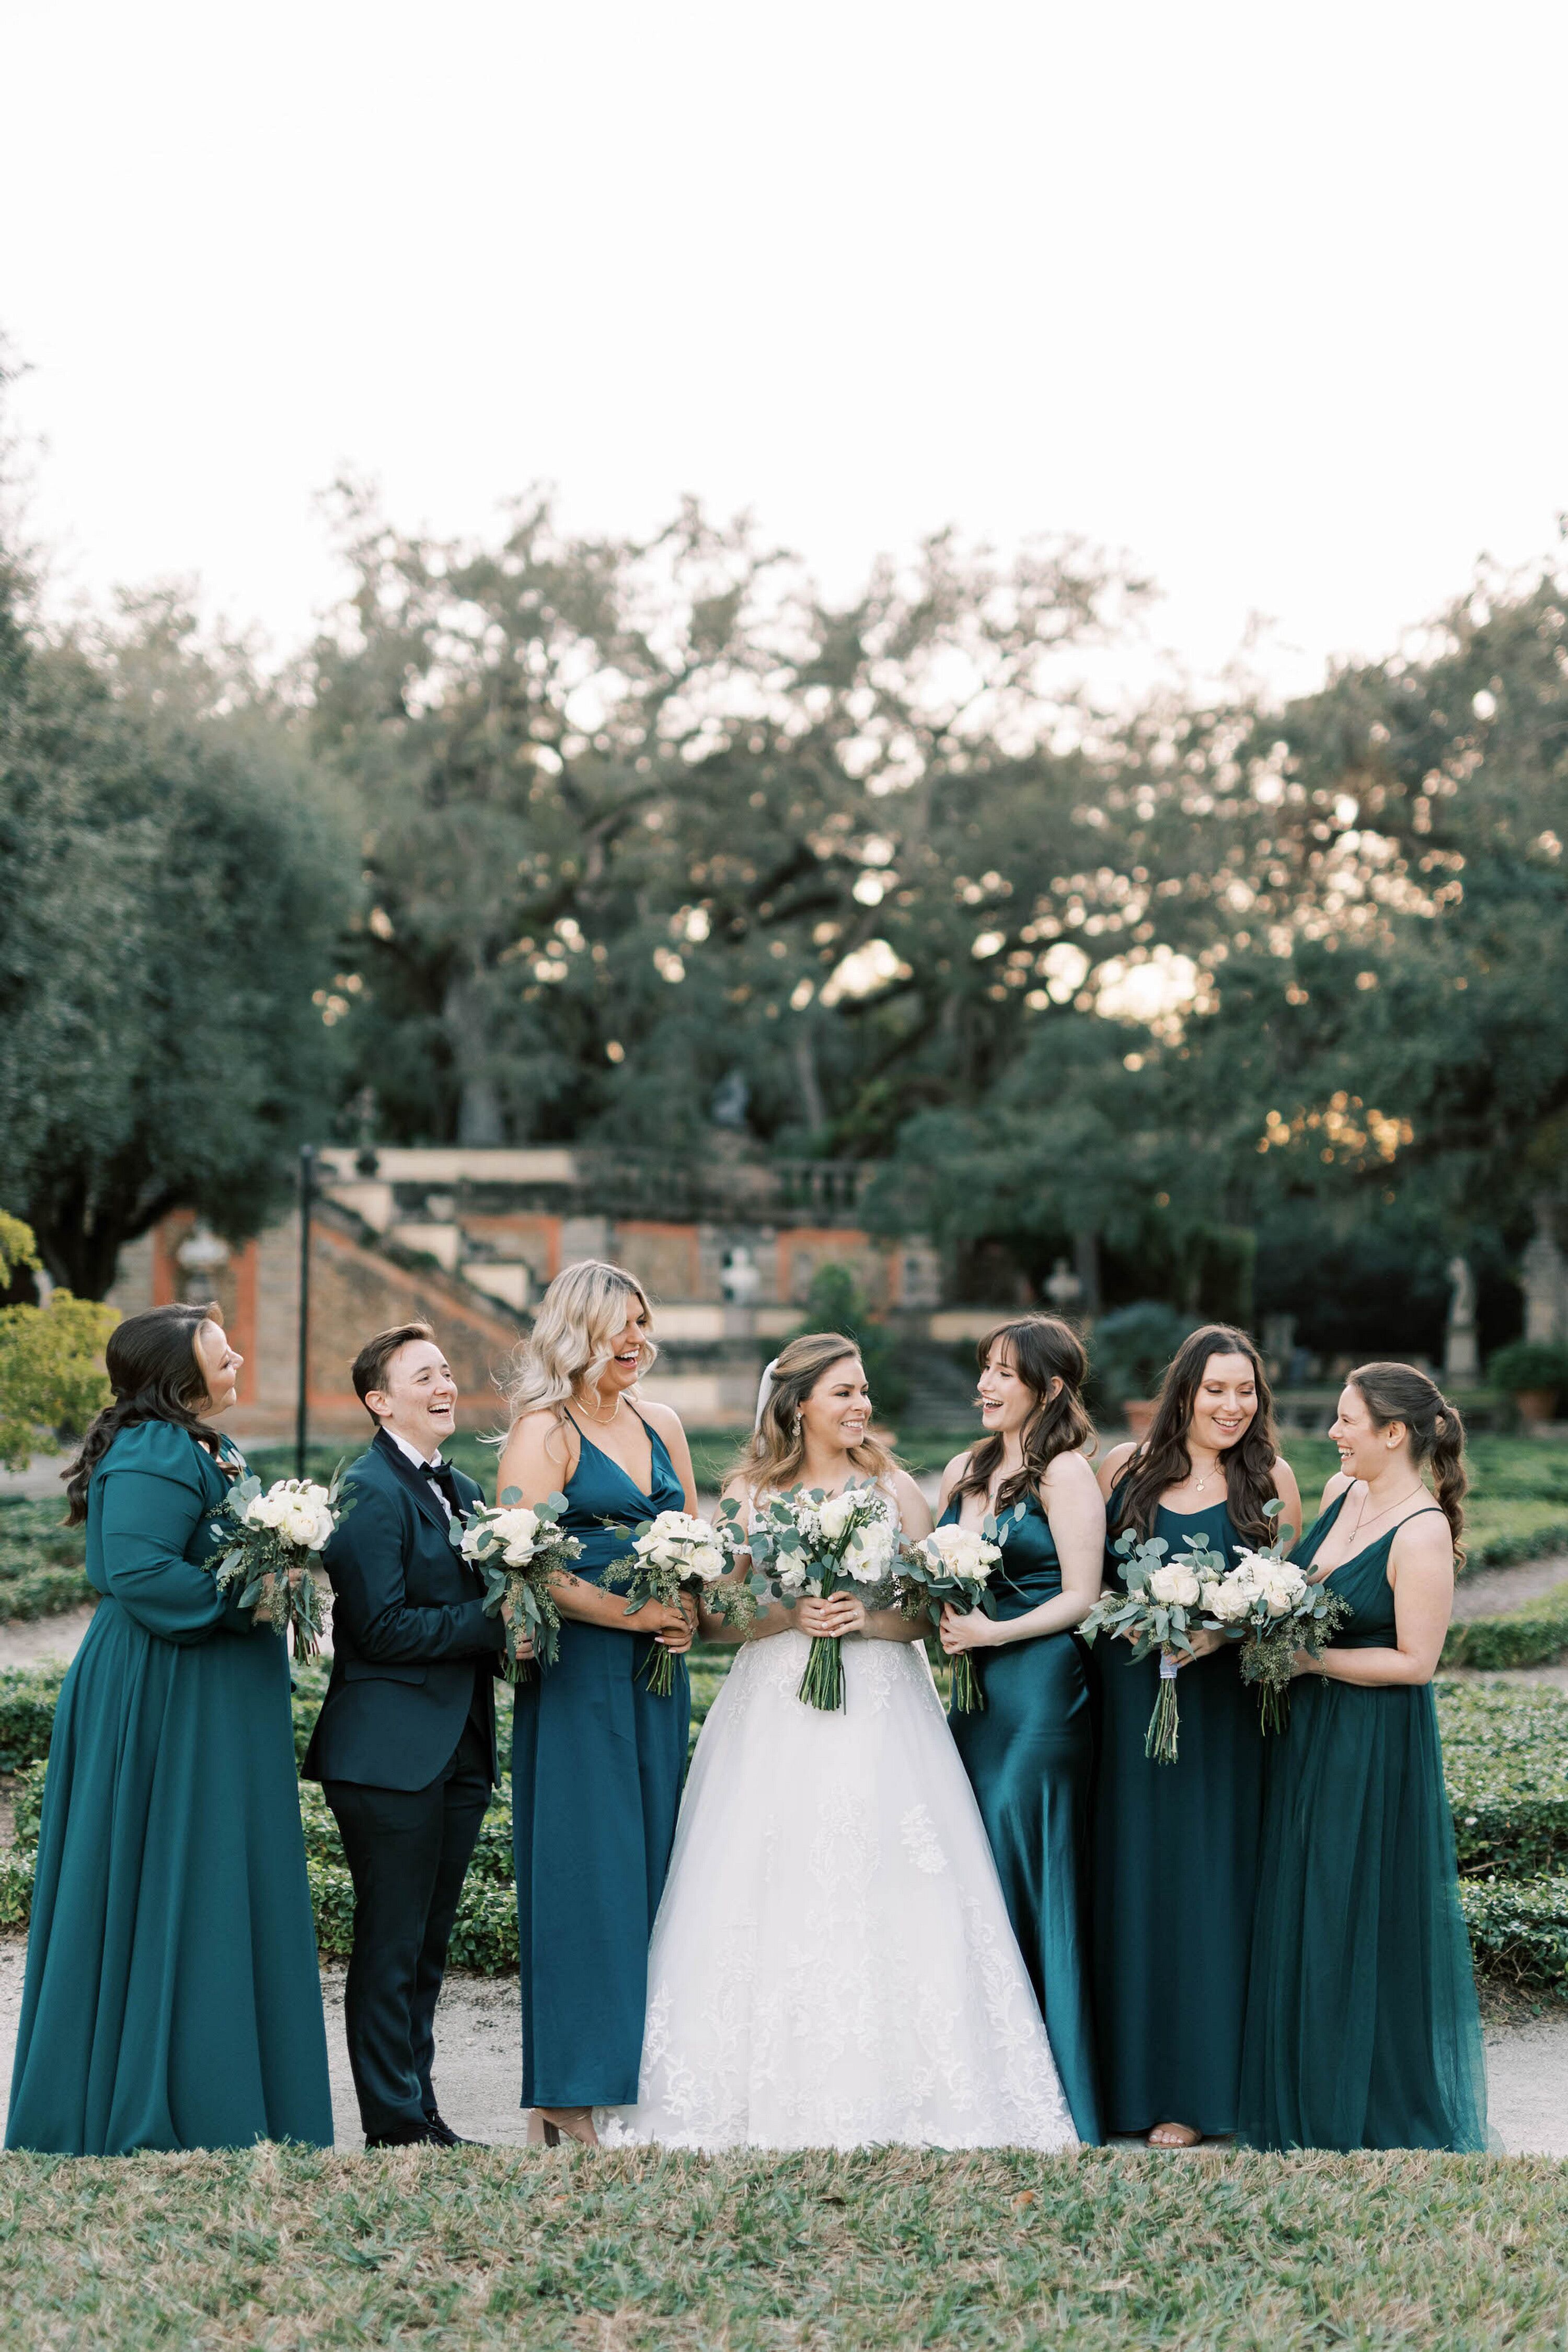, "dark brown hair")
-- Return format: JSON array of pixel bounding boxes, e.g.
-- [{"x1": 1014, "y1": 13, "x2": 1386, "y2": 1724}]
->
[
  {"x1": 62, "y1": 1301, "x2": 224, "y2": 1525},
  {"x1": 950, "y1": 1316, "x2": 1096, "y2": 1517},
  {"x1": 352, "y1": 1320, "x2": 439, "y2": 1425},
  {"x1": 1110, "y1": 1321, "x2": 1281, "y2": 1547},
  {"x1": 1350, "y1": 1360, "x2": 1468, "y2": 1566}
]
